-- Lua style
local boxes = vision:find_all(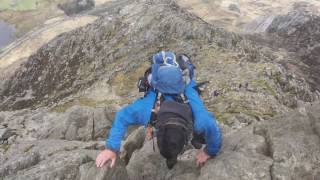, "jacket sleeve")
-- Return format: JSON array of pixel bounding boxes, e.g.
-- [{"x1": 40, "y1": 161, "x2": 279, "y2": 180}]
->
[
  {"x1": 105, "y1": 90, "x2": 157, "y2": 152},
  {"x1": 184, "y1": 80, "x2": 222, "y2": 156}
]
